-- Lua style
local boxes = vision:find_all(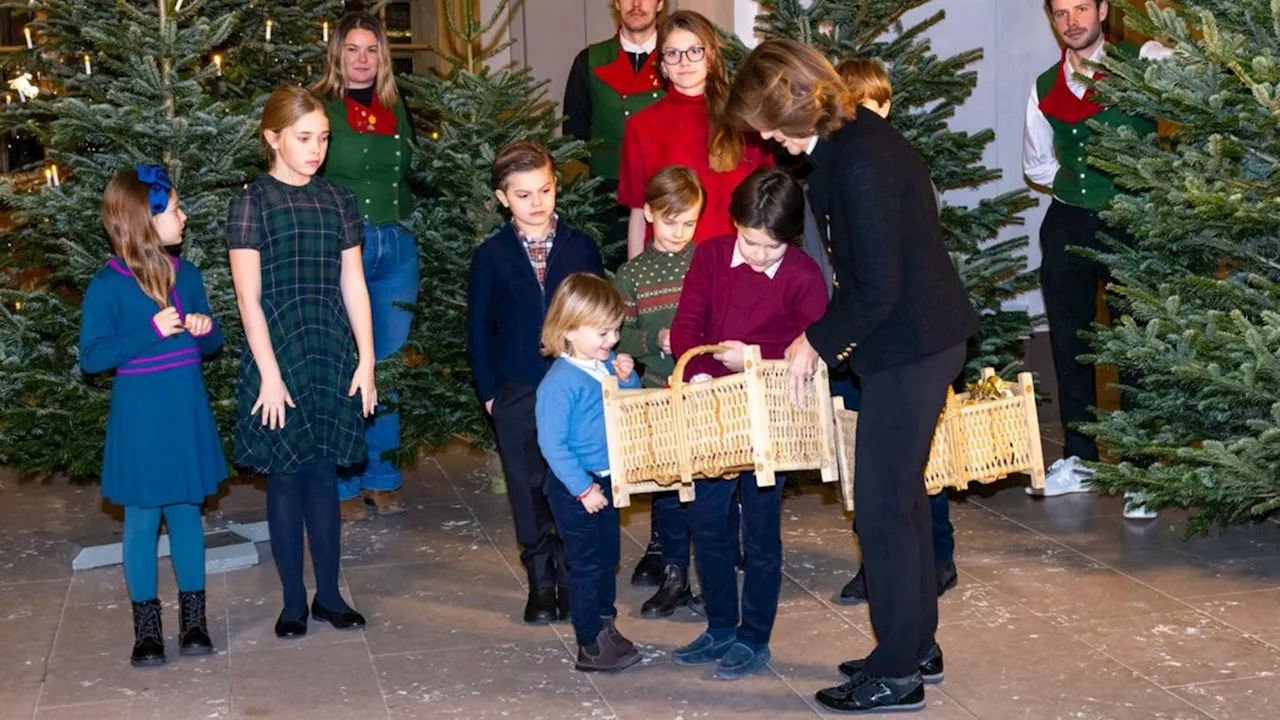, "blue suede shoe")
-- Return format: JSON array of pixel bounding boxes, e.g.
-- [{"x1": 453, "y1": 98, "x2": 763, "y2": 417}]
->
[
  {"x1": 714, "y1": 642, "x2": 772, "y2": 680},
  {"x1": 671, "y1": 632, "x2": 737, "y2": 665}
]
